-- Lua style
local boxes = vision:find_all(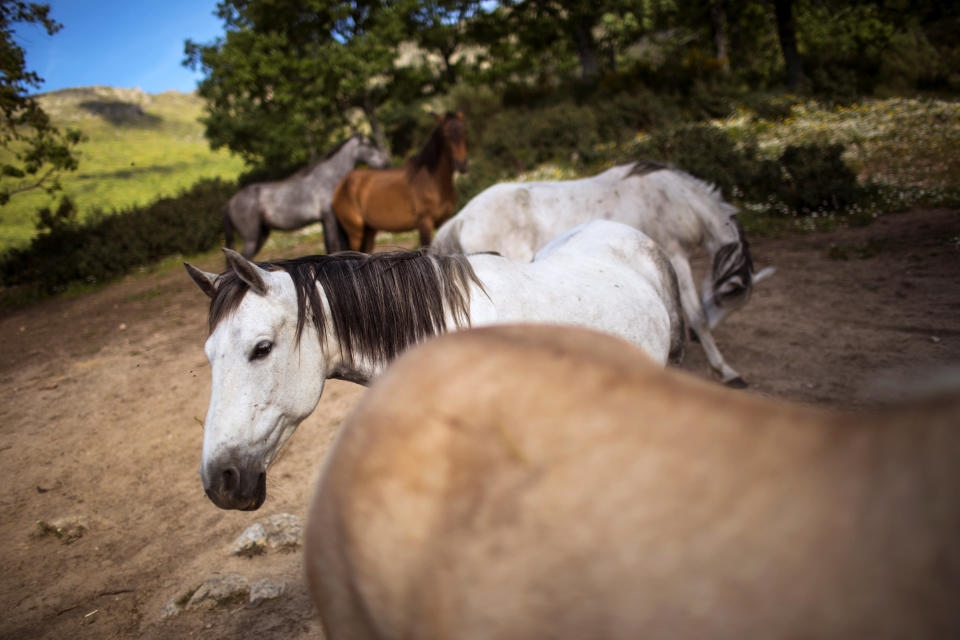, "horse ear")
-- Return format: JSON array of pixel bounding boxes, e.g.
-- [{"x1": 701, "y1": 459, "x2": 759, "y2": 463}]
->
[
  {"x1": 223, "y1": 248, "x2": 269, "y2": 296},
  {"x1": 184, "y1": 263, "x2": 219, "y2": 299}
]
